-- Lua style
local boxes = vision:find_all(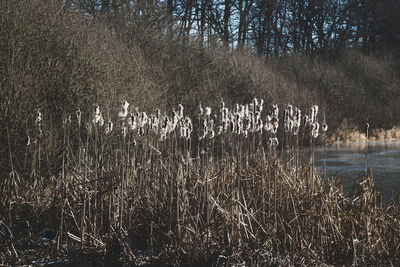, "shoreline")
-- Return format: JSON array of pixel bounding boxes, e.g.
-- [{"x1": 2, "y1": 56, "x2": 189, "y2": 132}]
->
[{"x1": 328, "y1": 125, "x2": 400, "y2": 144}]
